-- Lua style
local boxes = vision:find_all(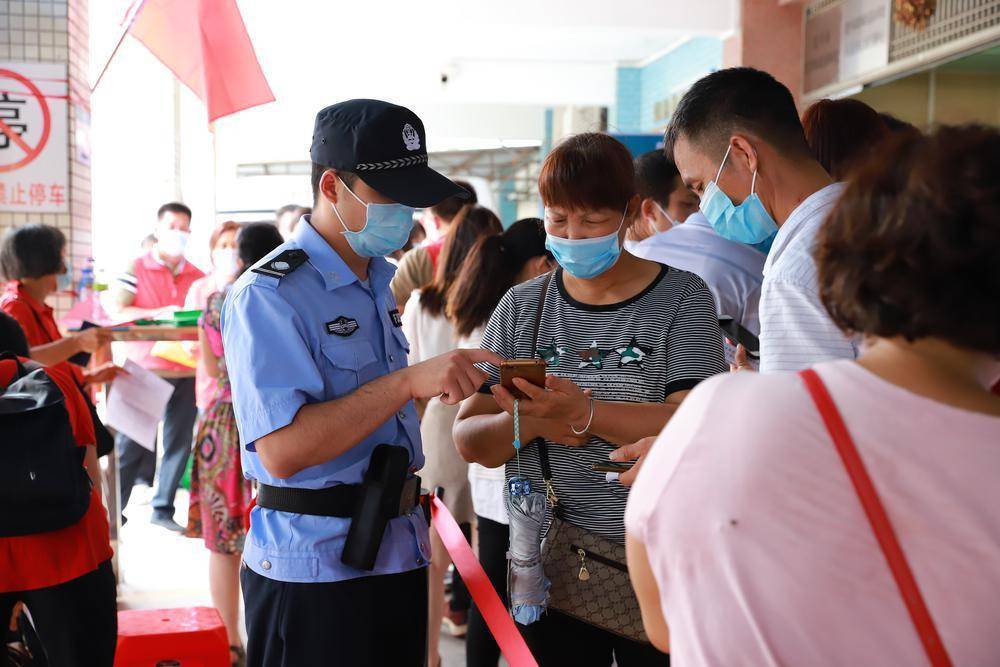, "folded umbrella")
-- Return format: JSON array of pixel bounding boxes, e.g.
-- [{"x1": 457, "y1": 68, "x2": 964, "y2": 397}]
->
[{"x1": 507, "y1": 485, "x2": 550, "y2": 625}]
